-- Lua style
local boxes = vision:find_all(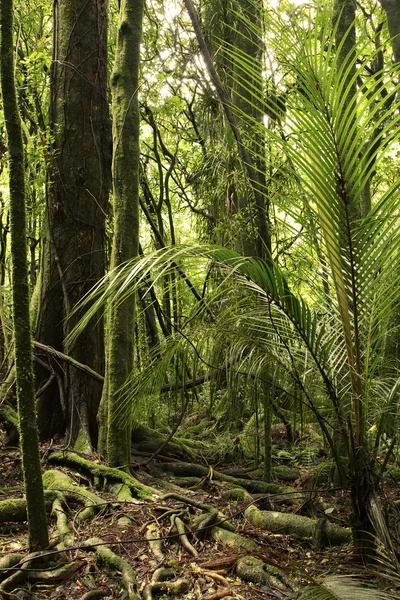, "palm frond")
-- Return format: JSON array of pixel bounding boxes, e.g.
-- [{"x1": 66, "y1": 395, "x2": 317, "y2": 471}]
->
[{"x1": 299, "y1": 575, "x2": 395, "y2": 600}]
